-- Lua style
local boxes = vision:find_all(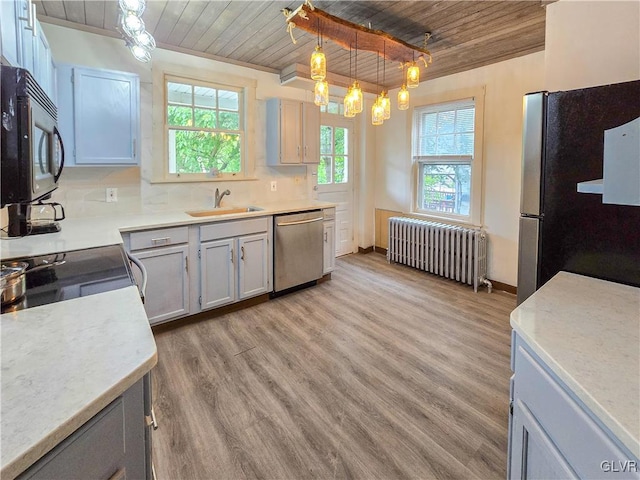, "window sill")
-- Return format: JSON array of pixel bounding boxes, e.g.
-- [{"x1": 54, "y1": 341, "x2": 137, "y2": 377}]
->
[{"x1": 409, "y1": 210, "x2": 482, "y2": 229}]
